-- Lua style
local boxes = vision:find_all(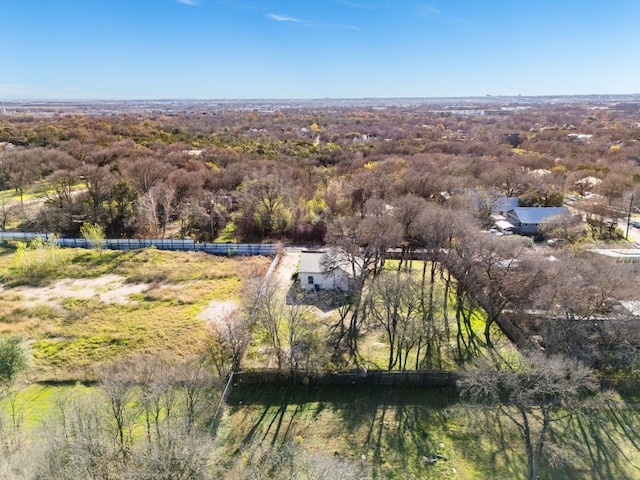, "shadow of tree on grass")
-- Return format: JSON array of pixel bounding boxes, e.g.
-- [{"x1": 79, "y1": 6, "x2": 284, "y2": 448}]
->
[{"x1": 223, "y1": 385, "x2": 640, "y2": 479}]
